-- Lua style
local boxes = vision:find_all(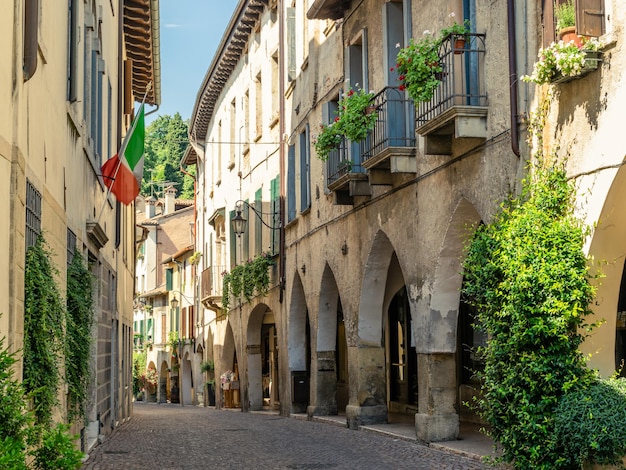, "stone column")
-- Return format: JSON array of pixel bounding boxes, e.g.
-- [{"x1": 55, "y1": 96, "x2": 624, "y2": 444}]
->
[
  {"x1": 345, "y1": 345, "x2": 387, "y2": 429},
  {"x1": 415, "y1": 353, "x2": 459, "y2": 442},
  {"x1": 308, "y1": 350, "x2": 338, "y2": 417}
]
